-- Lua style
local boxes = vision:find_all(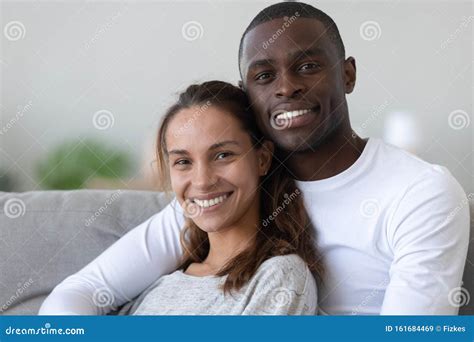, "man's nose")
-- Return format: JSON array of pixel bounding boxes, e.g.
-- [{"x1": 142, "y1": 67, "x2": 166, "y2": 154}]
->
[{"x1": 275, "y1": 72, "x2": 304, "y2": 99}]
